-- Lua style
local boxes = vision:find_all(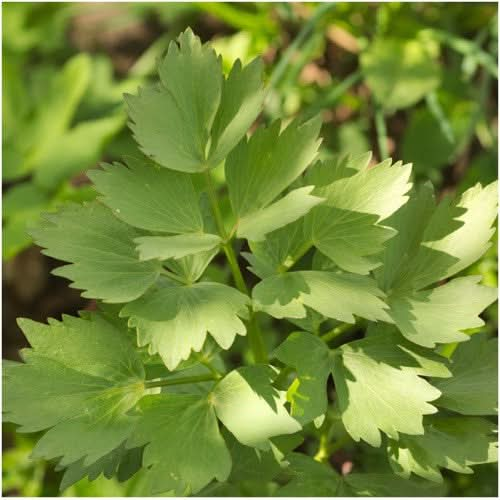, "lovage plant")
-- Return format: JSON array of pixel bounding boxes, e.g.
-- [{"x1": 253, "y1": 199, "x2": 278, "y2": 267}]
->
[{"x1": 4, "y1": 29, "x2": 498, "y2": 496}]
